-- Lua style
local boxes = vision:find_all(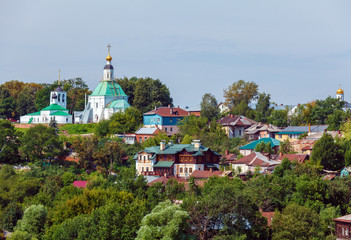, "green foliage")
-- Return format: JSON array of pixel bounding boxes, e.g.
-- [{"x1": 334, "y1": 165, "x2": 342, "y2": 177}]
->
[
  {"x1": 255, "y1": 92, "x2": 272, "y2": 123},
  {"x1": 224, "y1": 80, "x2": 259, "y2": 107},
  {"x1": 0, "y1": 120, "x2": 21, "y2": 164},
  {"x1": 59, "y1": 123, "x2": 96, "y2": 134},
  {"x1": 254, "y1": 142, "x2": 272, "y2": 153},
  {"x1": 200, "y1": 93, "x2": 220, "y2": 120},
  {"x1": 136, "y1": 200, "x2": 190, "y2": 240},
  {"x1": 117, "y1": 77, "x2": 173, "y2": 113},
  {"x1": 15, "y1": 204, "x2": 47, "y2": 239},
  {"x1": 279, "y1": 139, "x2": 294, "y2": 154},
  {"x1": 8, "y1": 230, "x2": 37, "y2": 240},
  {"x1": 0, "y1": 86, "x2": 16, "y2": 119},
  {"x1": 272, "y1": 203, "x2": 323, "y2": 240},
  {"x1": 16, "y1": 86, "x2": 37, "y2": 118},
  {"x1": 108, "y1": 107, "x2": 142, "y2": 134},
  {"x1": 267, "y1": 109, "x2": 288, "y2": 127},
  {"x1": 94, "y1": 119, "x2": 110, "y2": 137},
  {"x1": 20, "y1": 125, "x2": 63, "y2": 162},
  {"x1": 0, "y1": 202, "x2": 23, "y2": 231},
  {"x1": 232, "y1": 100, "x2": 254, "y2": 119},
  {"x1": 311, "y1": 133, "x2": 344, "y2": 170}
]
